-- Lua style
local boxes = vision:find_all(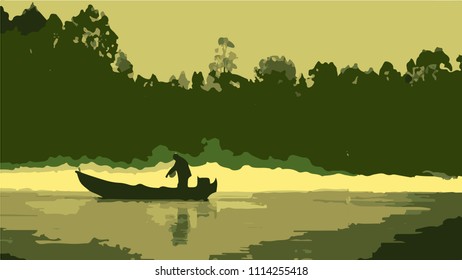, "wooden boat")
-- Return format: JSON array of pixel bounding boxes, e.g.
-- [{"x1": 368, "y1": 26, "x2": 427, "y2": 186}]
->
[{"x1": 75, "y1": 171, "x2": 217, "y2": 200}]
